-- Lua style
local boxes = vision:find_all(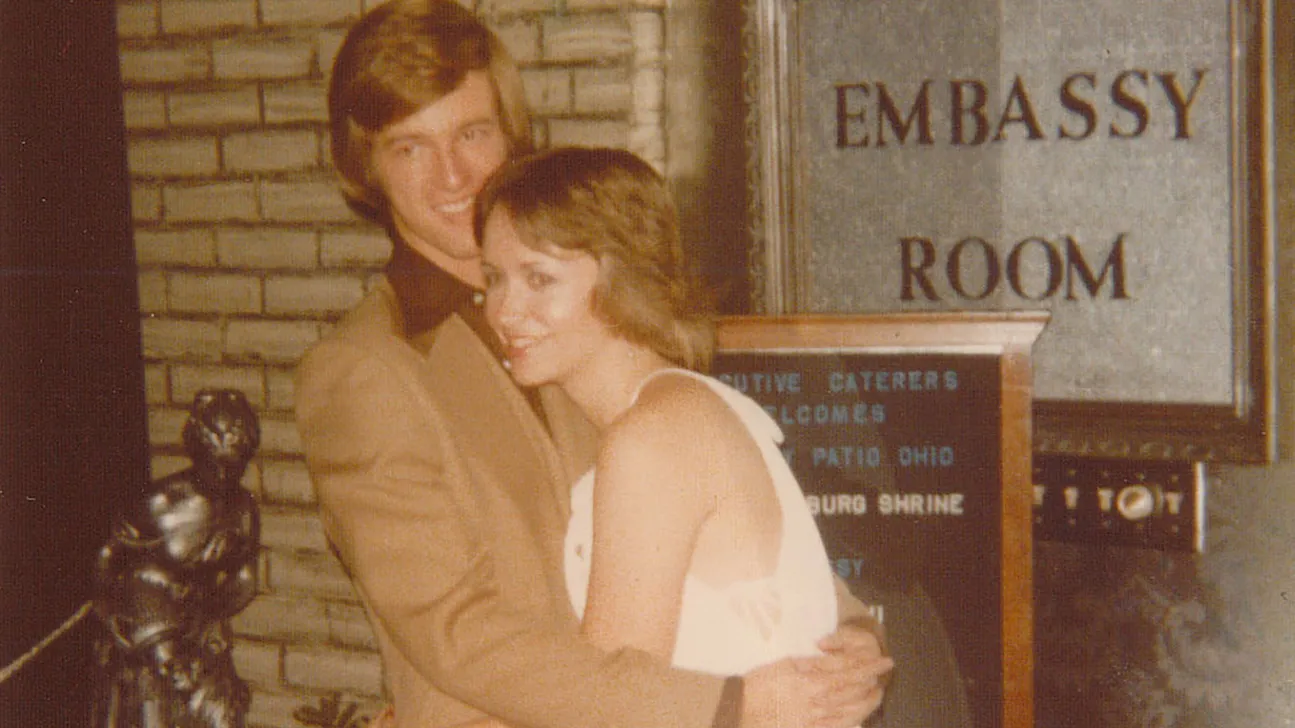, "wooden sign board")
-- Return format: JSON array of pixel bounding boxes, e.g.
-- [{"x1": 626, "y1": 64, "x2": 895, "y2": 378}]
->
[{"x1": 714, "y1": 312, "x2": 1046, "y2": 728}]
